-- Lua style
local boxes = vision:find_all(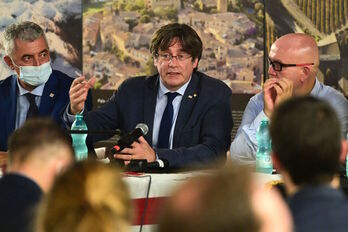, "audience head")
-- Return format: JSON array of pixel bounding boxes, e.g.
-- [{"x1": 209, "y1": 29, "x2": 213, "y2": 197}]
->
[
  {"x1": 268, "y1": 33, "x2": 319, "y2": 95},
  {"x1": 270, "y1": 96, "x2": 347, "y2": 186},
  {"x1": 2, "y1": 21, "x2": 51, "y2": 90},
  {"x1": 158, "y1": 164, "x2": 293, "y2": 232},
  {"x1": 35, "y1": 161, "x2": 132, "y2": 232},
  {"x1": 7, "y1": 118, "x2": 74, "y2": 192},
  {"x1": 150, "y1": 23, "x2": 202, "y2": 91}
]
